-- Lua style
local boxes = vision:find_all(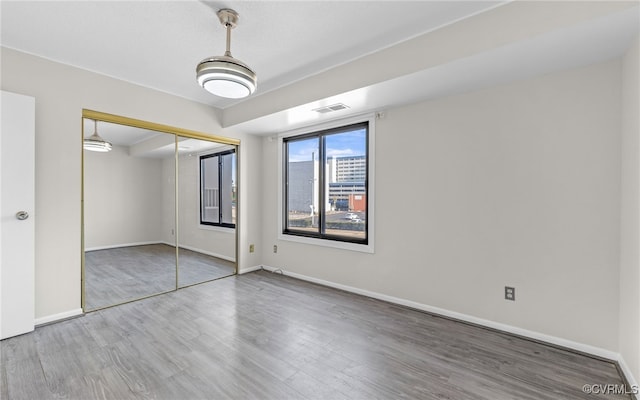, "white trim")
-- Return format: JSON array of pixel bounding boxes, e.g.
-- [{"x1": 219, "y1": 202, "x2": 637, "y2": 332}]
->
[
  {"x1": 238, "y1": 265, "x2": 263, "y2": 274},
  {"x1": 276, "y1": 113, "x2": 375, "y2": 254},
  {"x1": 617, "y1": 356, "x2": 640, "y2": 400},
  {"x1": 258, "y1": 265, "x2": 623, "y2": 362},
  {"x1": 176, "y1": 243, "x2": 235, "y2": 263},
  {"x1": 277, "y1": 112, "x2": 376, "y2": 140},
  {"x1": 277, "y1": 234, "x2": 374, "y2": 253},
  {"x1": 84, "y1": 241, "x2": 160, "y2": 252},
  {"x1": 35, "y1": 308, "x2": 83, "y2": 326},
  {"x1": 198, "y1": 224, "x2": 235, "y2": 234}
]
